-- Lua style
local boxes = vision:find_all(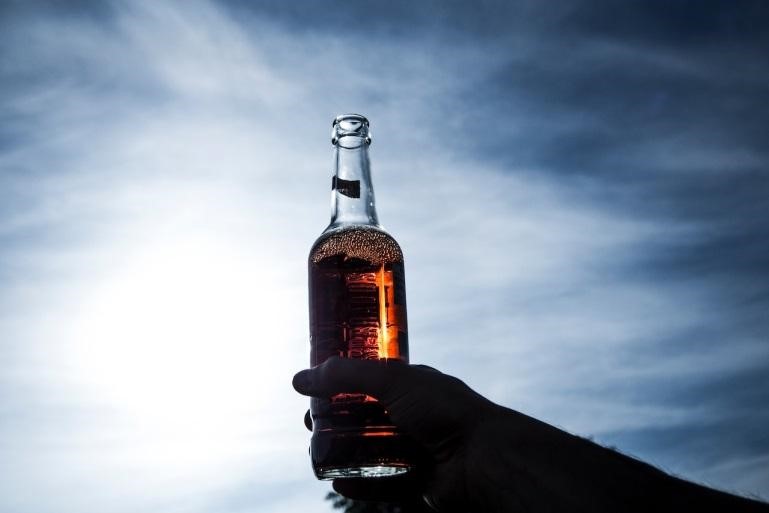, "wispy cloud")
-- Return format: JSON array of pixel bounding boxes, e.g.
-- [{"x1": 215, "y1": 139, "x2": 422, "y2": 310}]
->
[{"x1": 1, "y1": 1, "x2": 767, "y2": 511}]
